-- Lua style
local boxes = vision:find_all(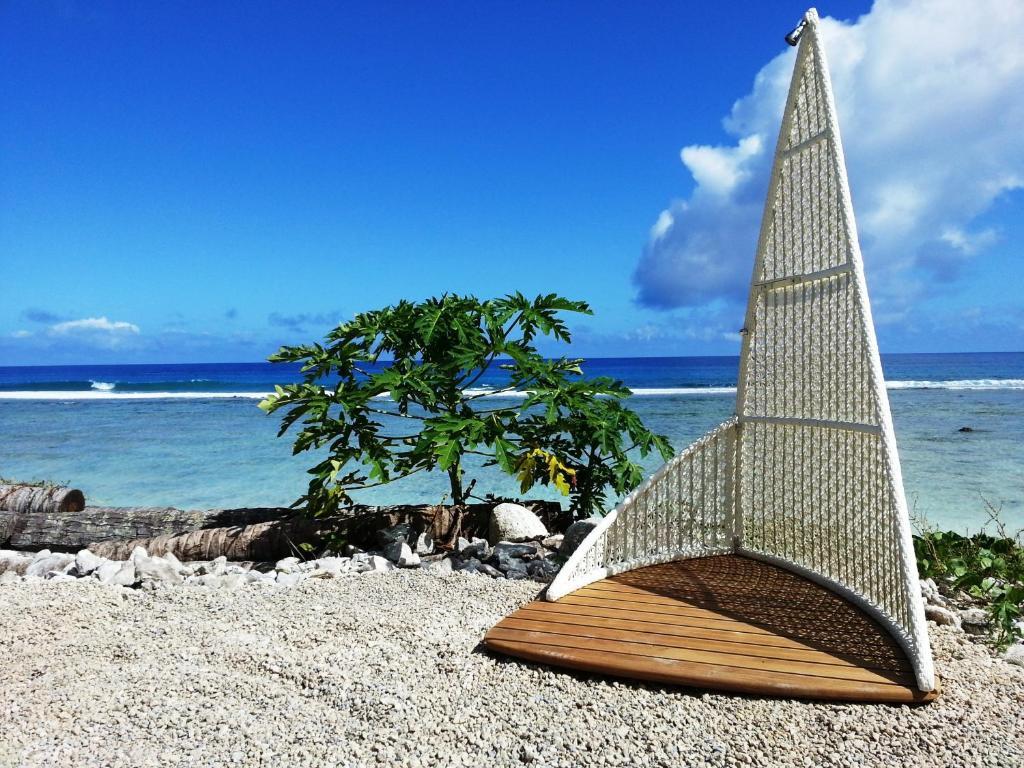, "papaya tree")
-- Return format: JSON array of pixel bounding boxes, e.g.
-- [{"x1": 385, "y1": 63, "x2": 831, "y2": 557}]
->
[{"x1": 259, "y1": 292, "x2": 672, "y2": 520}]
